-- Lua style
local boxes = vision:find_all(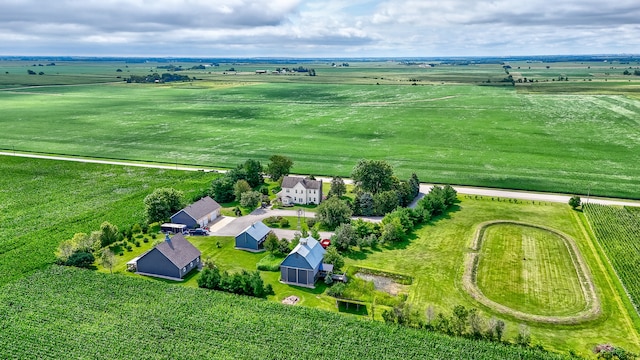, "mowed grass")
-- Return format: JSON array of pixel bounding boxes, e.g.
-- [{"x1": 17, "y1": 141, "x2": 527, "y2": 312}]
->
[
  {"x1": 1, "y1": 81, "x2": 639, "y2": 198},
  {"x1": 476, "y1": 224, "x2": 586, "y2": 316},
  {"x1": 345, "y1": 197, "x2": 640, "y2": 356},
  {"x1": 0, "y1": 156, "x2": 217, "y2": 286}
]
